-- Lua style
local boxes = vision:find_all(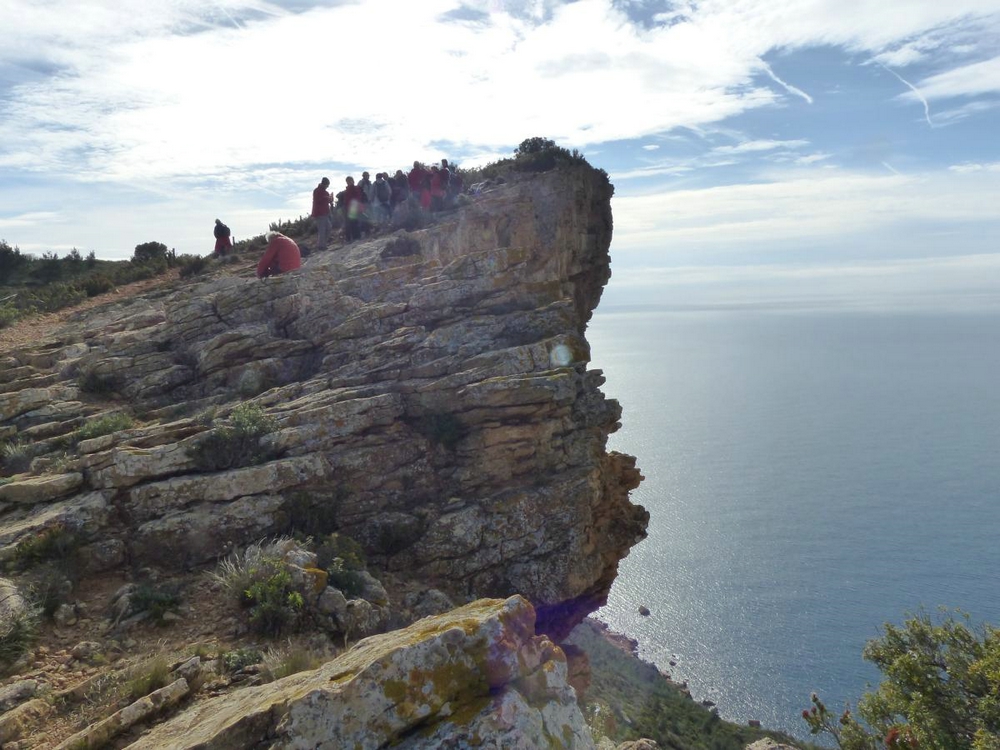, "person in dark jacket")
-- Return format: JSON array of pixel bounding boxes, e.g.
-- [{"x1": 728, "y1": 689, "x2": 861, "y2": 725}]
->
[
  {"x1": 256, "y1": 231, "x2": 301, "y2": 278},
  {"x1": 213, "y1": 219, "x2": 232, "y2": 256},
  {"x1": 312, "y1": 178, "x2": 334, "y2": 248}
]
